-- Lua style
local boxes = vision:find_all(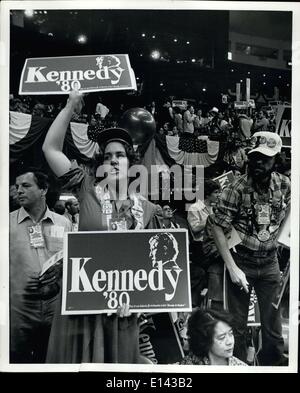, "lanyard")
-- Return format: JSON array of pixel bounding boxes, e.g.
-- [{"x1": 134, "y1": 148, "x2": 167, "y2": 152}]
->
[
  {"x1": 248, "y1": 190, "x2": 273, "y2": 242},
  {"x1": 94, "y1": 184, "x2": 144, "y2": 230}
]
